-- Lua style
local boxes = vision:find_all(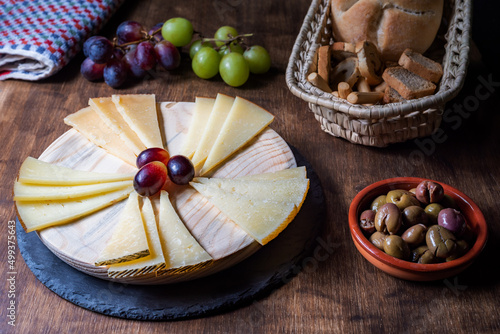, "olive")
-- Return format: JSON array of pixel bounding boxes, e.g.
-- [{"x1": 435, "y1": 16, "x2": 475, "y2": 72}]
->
[
  {"x1": 411, "y1": 245, "x2": 437, "y2": 264},
  {"x1": 370, "y1": 195, "x2": 387, "y2": 212},
  {"x1": 424, "y1": 203, "x2": 444, "y2": 224},
  {"x1": 386, "y1": 189, "x2": 421, "y2": 210},
  {"x1": 439, "y1": 194, "x2": 459, "y2": 210},
  {"x1": 446, "y1": 240, "x2": 470, "y2": 261},
  {"x1": 438, "y1": 208, "x2": 466, "y2": 236},
  {"x1": 383, "y1": 235, "x2": 410, "y2": 260},
  {"x1": 359, "y1": 209, "x2": 376, "y2": 234},
  {"x1": 369, "y1": 231, "x2": 387, "y2": 250},
  {"x1": 415, "y1": 180, "x2": 444, "y2": 205},
  {"x1": 408, "y1": 188, "x2": 417, "y2": 195},
  {"x1": 375, "y1": 203, "x2": 402, "y2": 234},
  {"x1": 402, "y1": 206, "x2": 429, "y2": 227},
  {"x1": 426, "y1": 225, "x2": 457, "y2": 258},
  {"x1": 401, "y1": 224, "x2": 428, "y2": 247}
]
